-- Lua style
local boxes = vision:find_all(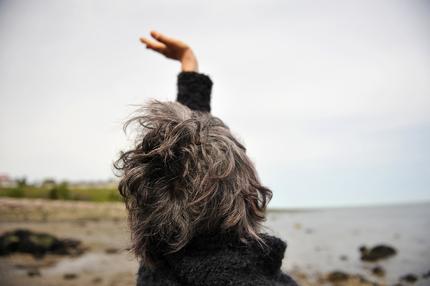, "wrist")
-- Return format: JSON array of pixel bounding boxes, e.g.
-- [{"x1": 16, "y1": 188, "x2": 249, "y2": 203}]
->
[{"x1": 180, "y1": 49, "x2": 198, "y2": 72}]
